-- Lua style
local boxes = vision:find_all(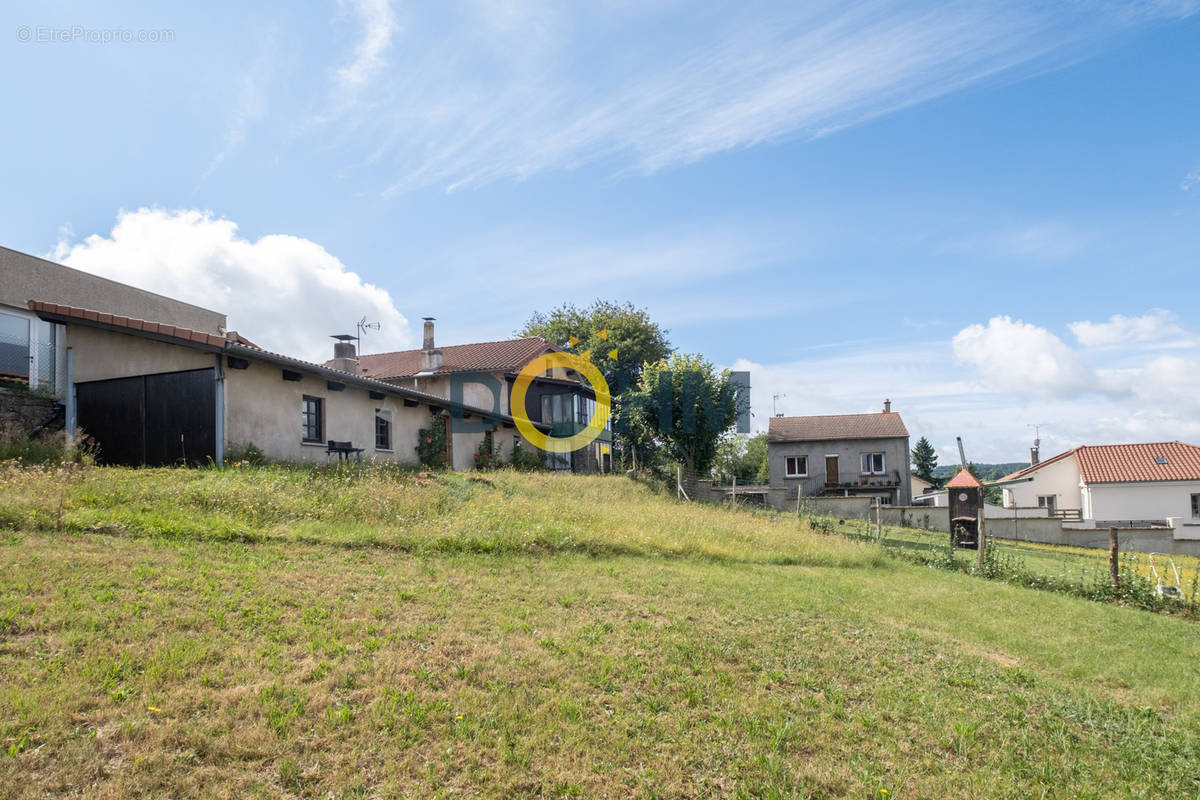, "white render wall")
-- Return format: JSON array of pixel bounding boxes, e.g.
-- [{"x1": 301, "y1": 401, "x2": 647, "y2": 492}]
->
[
  {"x1": 1084, "y1": 481, "x2": 1200, "y2": 524},
  {"x1": 68, "y1": 325, "x2": 214, "y2": 383},
  {"x1": 224, "y1": 361, "x2": 427, "y2": 464},
  {"x1": 1004, "y1": 455, "x2": 1083, "y2": 513}
]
